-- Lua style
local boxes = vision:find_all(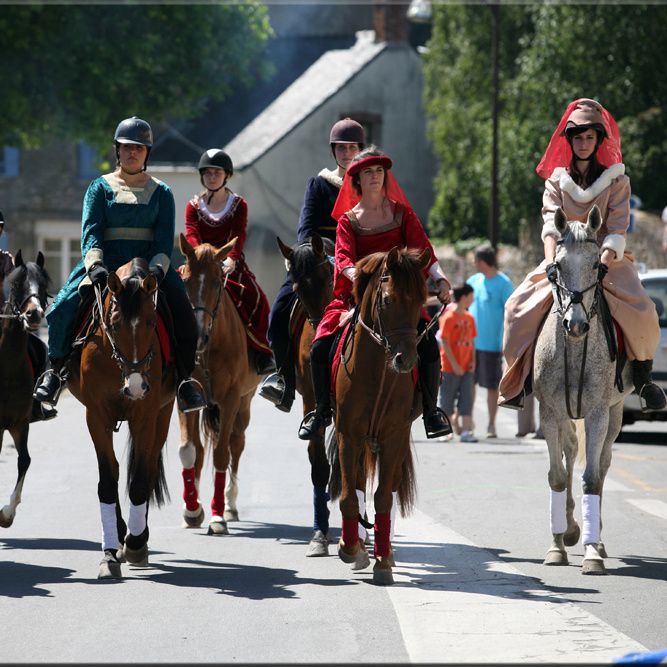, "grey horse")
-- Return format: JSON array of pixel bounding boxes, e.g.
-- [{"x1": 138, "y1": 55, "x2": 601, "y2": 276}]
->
[{"x1": 533, "y1": 205, "x2": 632, "y2": 575}]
